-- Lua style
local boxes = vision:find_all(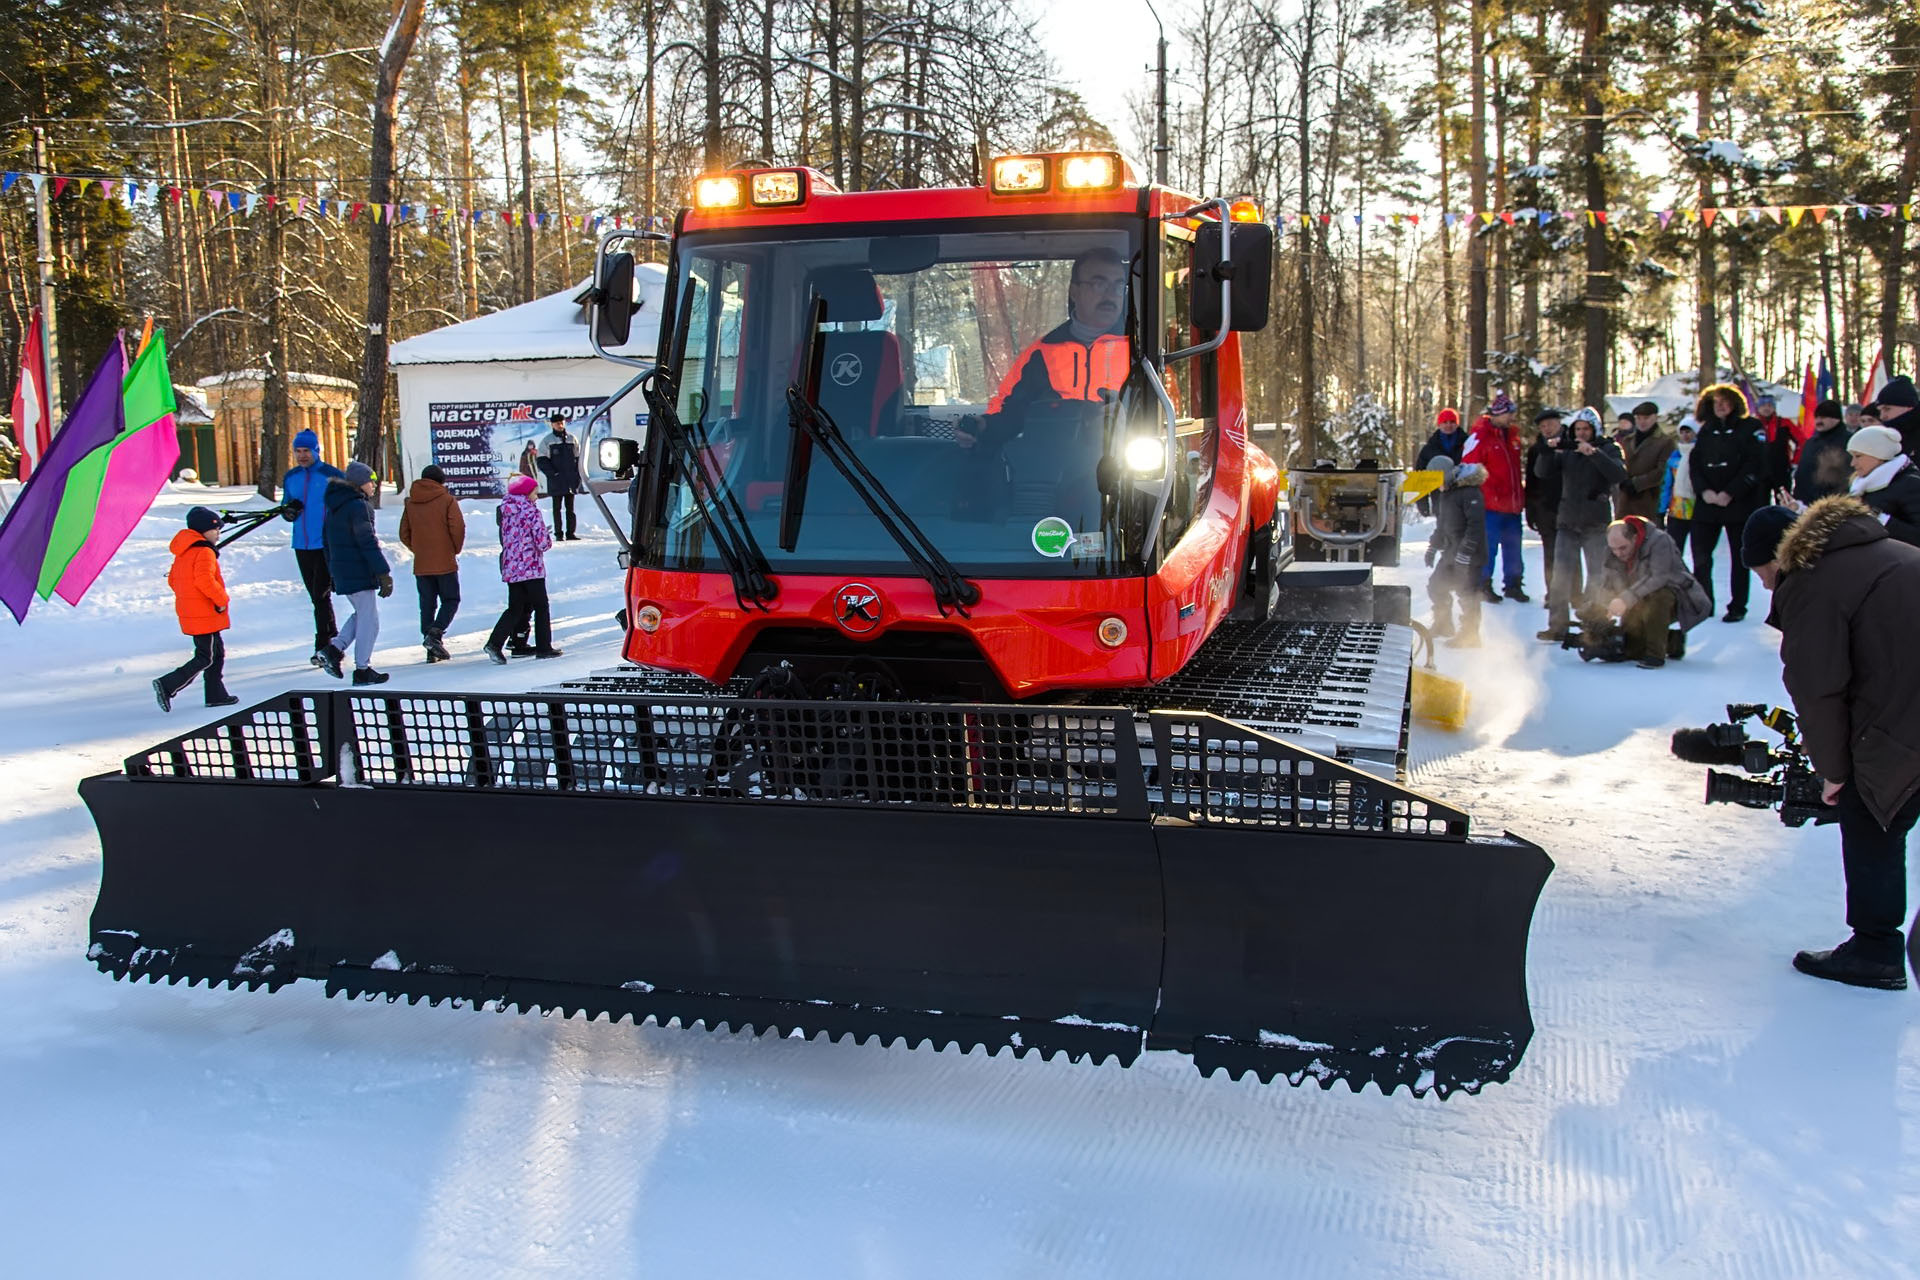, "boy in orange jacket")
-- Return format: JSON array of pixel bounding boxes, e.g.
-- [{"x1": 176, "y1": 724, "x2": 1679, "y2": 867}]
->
[{"x1": 154, "y1": 506, "x2": 241, "y2": 713}]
